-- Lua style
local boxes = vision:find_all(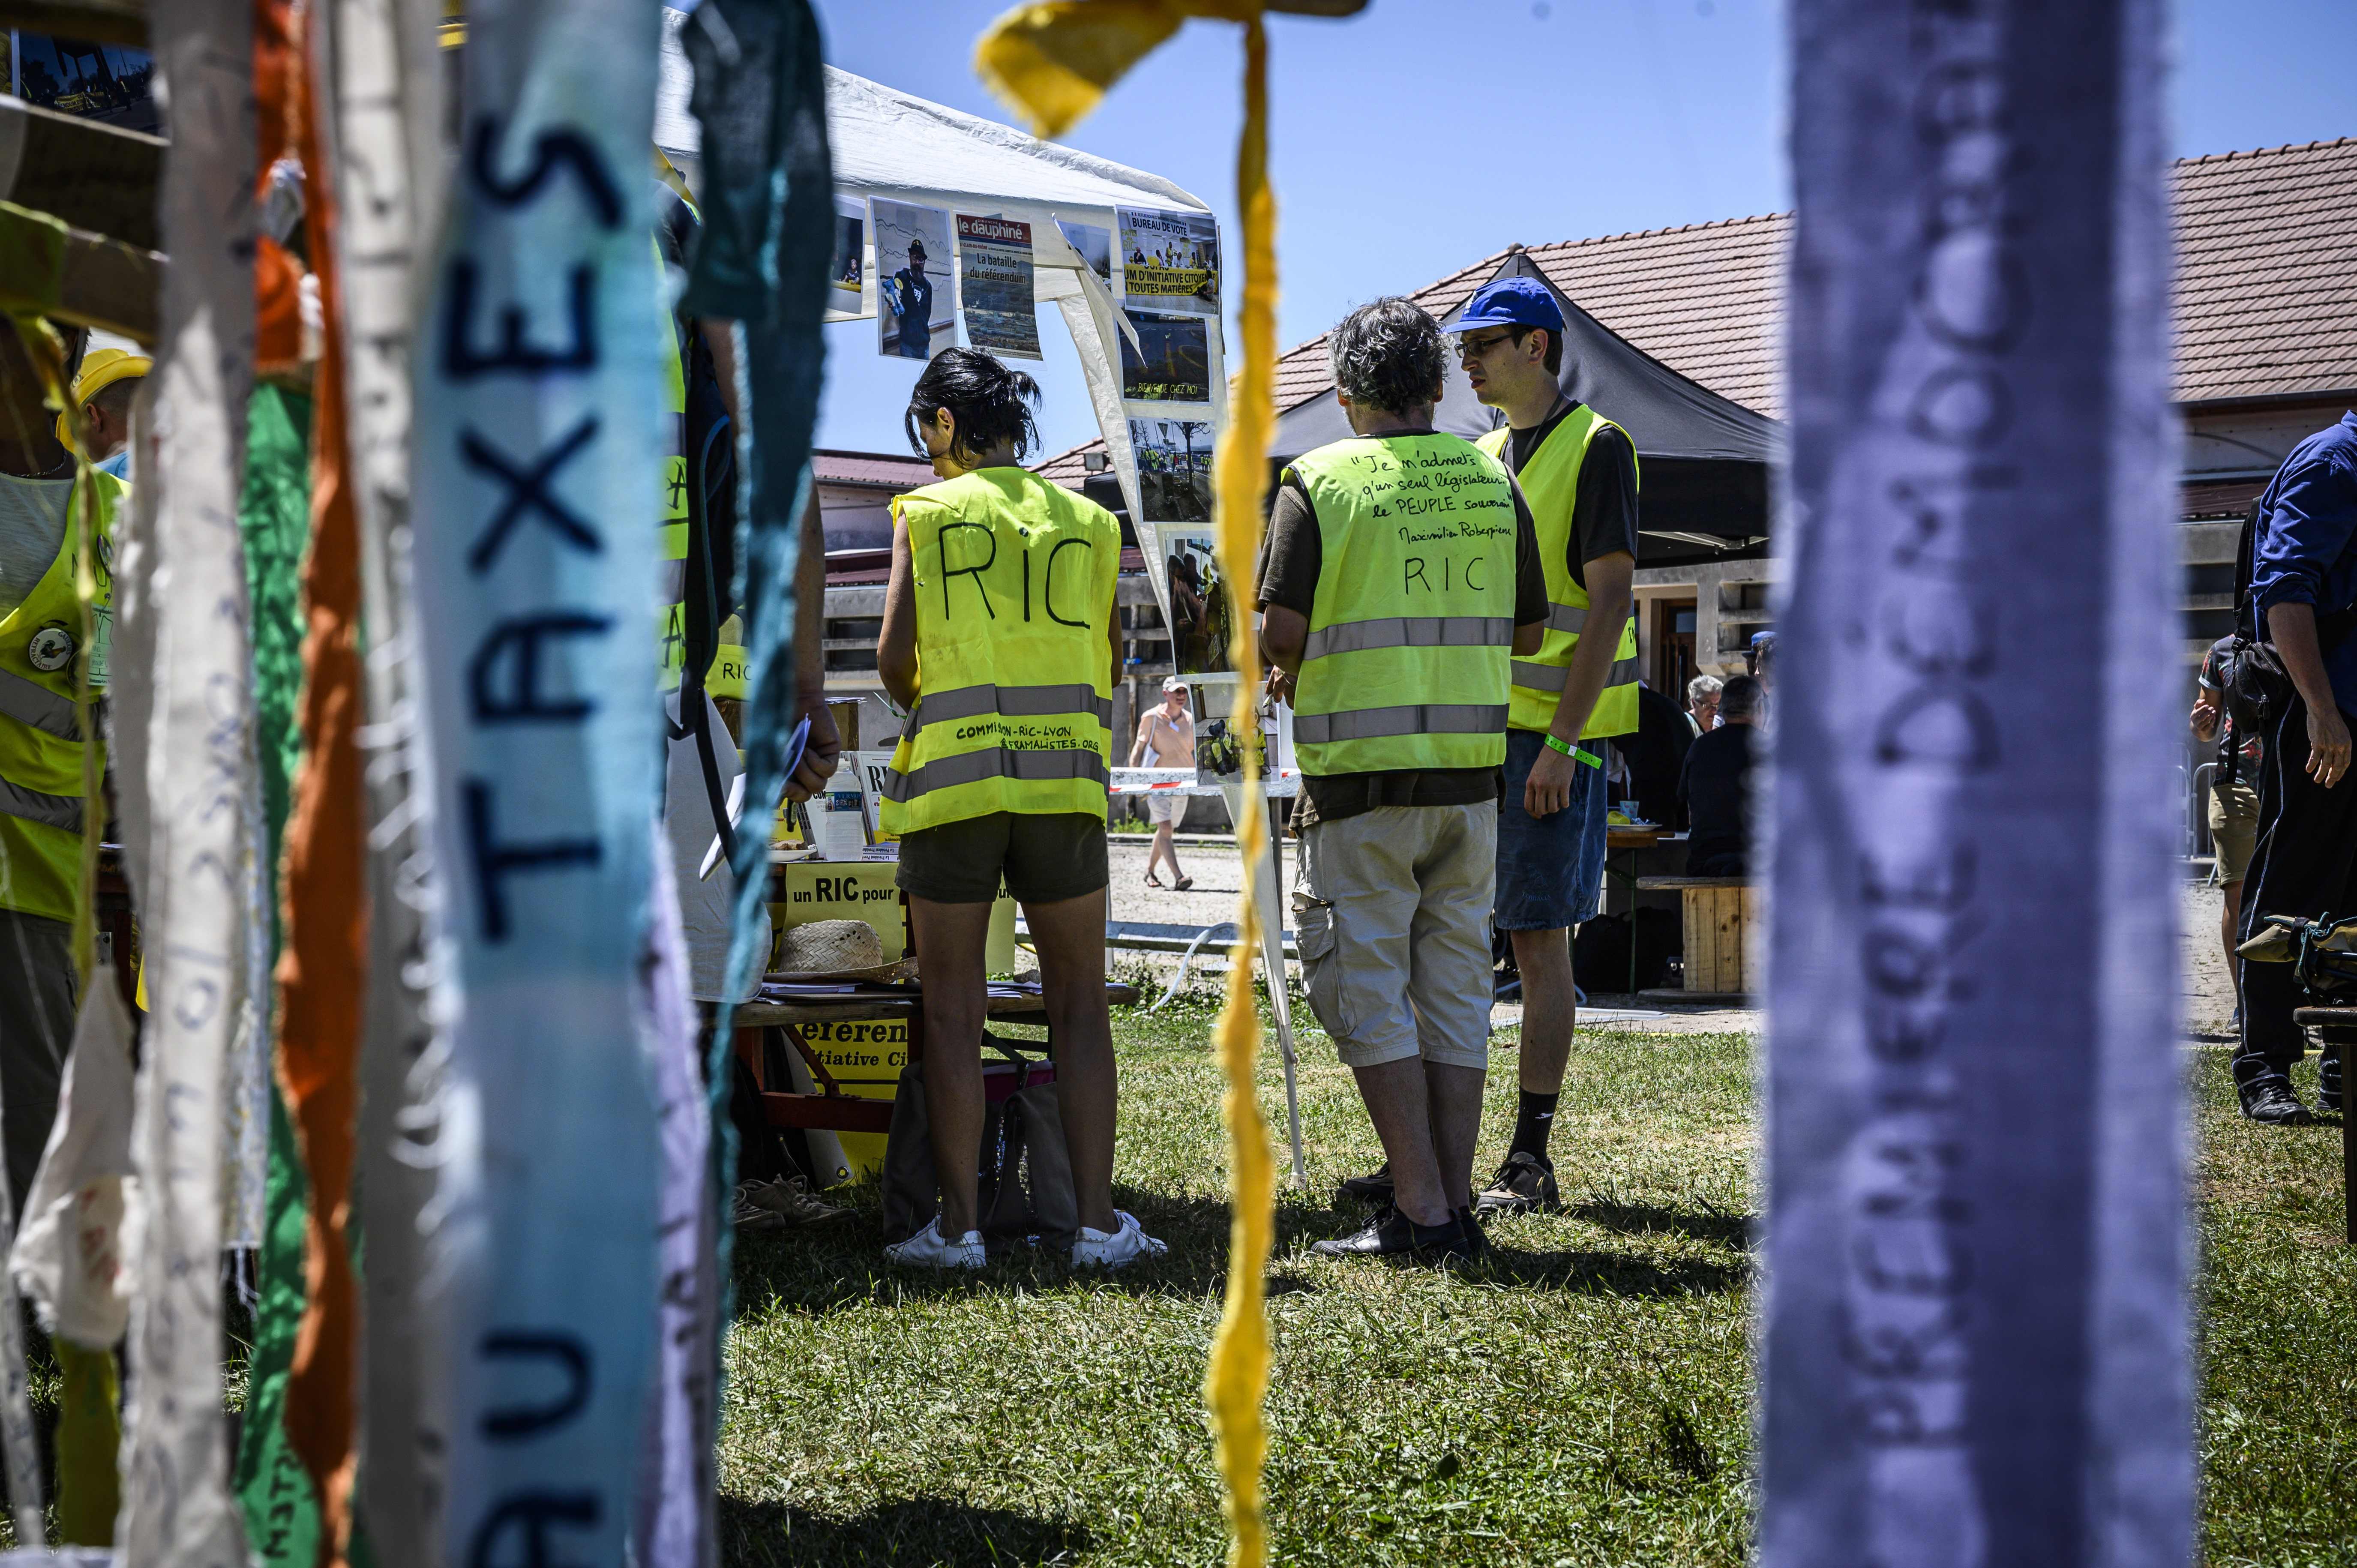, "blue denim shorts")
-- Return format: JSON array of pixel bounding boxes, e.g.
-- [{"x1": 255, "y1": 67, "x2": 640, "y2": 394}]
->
[{"x1": 1494, "y1": 728, "x2": 1610, "y2": 931}]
